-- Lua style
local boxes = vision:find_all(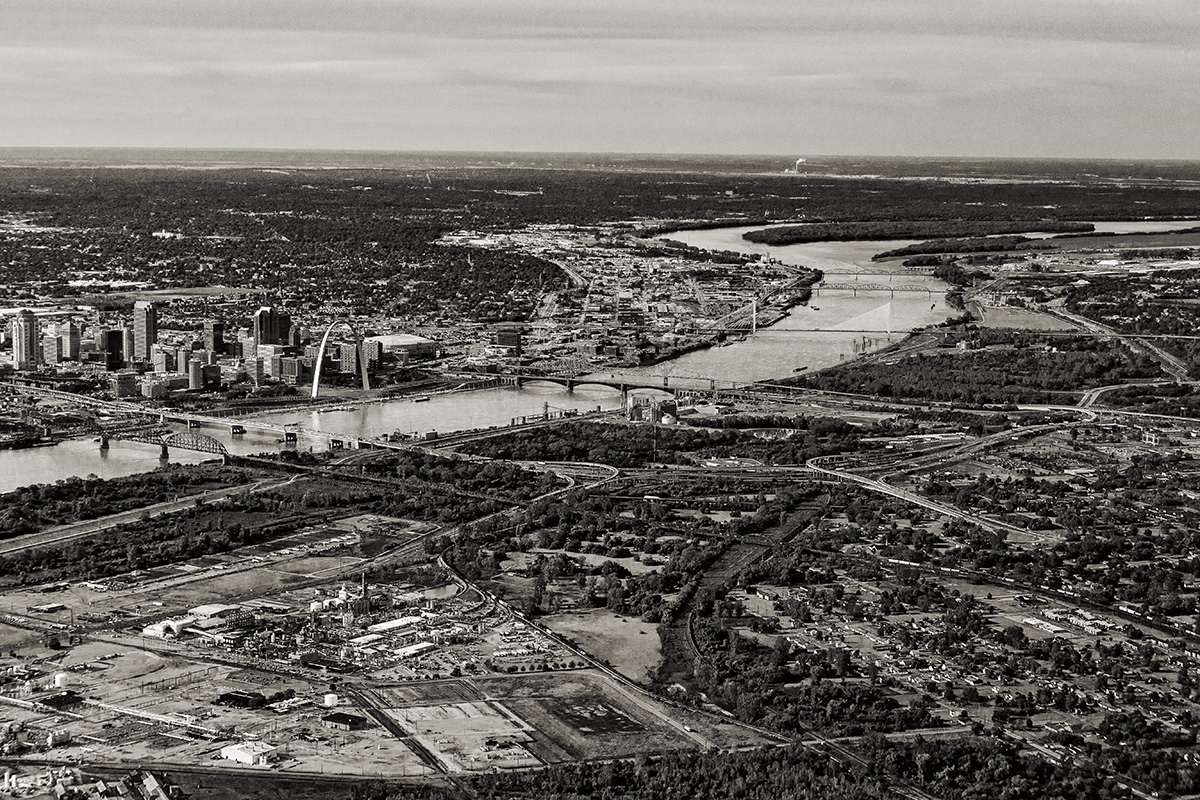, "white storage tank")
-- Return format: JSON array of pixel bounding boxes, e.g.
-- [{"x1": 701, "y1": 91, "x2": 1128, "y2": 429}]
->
[
  {"x1": 323, "y1": 693, "x2": 339, "y2": 708},
  {"x1": 53, "y1": 673, "x2": 69, "y2": 688}
]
